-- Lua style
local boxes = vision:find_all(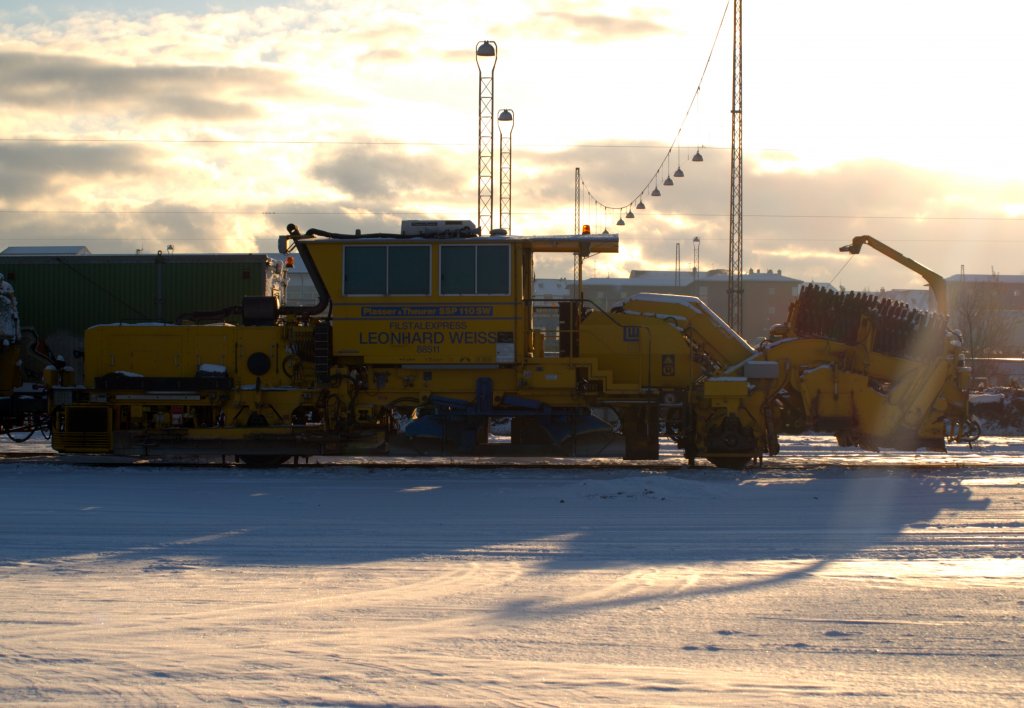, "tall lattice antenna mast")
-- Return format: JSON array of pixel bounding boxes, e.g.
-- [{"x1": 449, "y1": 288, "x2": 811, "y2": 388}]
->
[
  {"x1": 476, "y1": 41, "x2": 497, "y2": 236},
  {"x1": 727, "y1": 0, "x2": 744, "y2": 332}
]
